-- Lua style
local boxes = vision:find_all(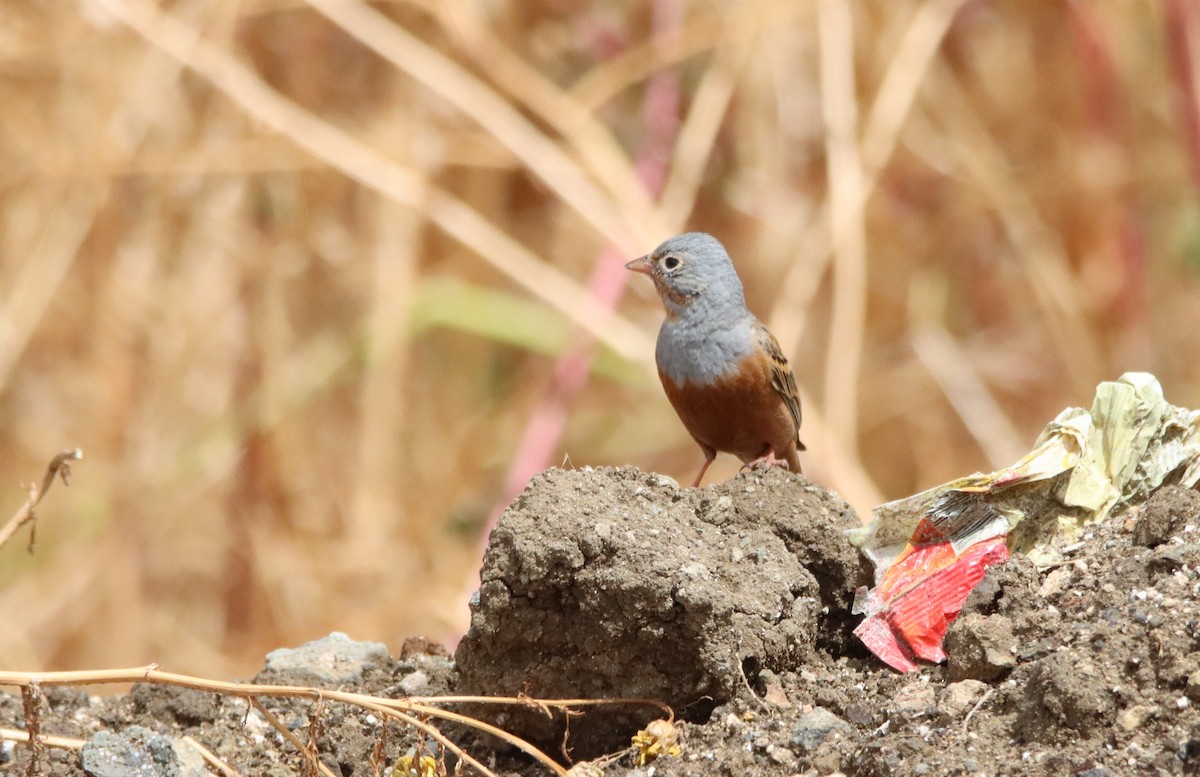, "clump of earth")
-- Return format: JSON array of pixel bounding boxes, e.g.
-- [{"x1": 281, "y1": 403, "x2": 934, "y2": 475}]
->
[{"x1": 3, "y1": 467, "x2": 1199, "y2": 776}]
